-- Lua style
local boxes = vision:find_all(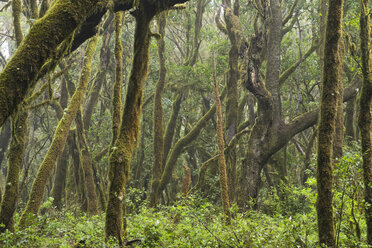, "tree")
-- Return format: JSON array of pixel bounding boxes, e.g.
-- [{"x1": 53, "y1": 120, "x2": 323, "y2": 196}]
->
[
  {"x1": 316, "y1": 0, "x2": 344, "y2": 246},
  {"x1": 19, "y1": 34, "x2": 99, "y2": 227},
  {"x1": 358, "y1": 0, "x2": 372, "y2": 245},
  {"x1": 105, "y1": 0, "x2": 189, "y2": 244},
  {"x1": 213, "y1": 55, "x2": 231, "y2": 224},
  {"x1": 149, "y1": 11, "x2": 167, "y2": 207},
  {"x1": 0, "y1": 0, "x2": 108, "y2": 126},
  {"x1": 148, "y1": 0, "x2": 209, "y2": 205},
  {"x1": 0, "y1": 1, "x2": 28, "y2": 231}
]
